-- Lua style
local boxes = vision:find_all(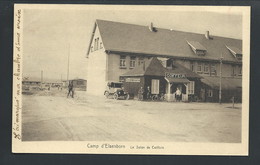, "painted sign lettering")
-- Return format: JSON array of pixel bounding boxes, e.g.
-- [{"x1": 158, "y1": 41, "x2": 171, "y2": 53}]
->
[
  {"x1": 125, "y1": 78, "x2": 141, "y2": 82},
  {"x1": 165, "y1": 72, "x2": 186, "y2": 78}
]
